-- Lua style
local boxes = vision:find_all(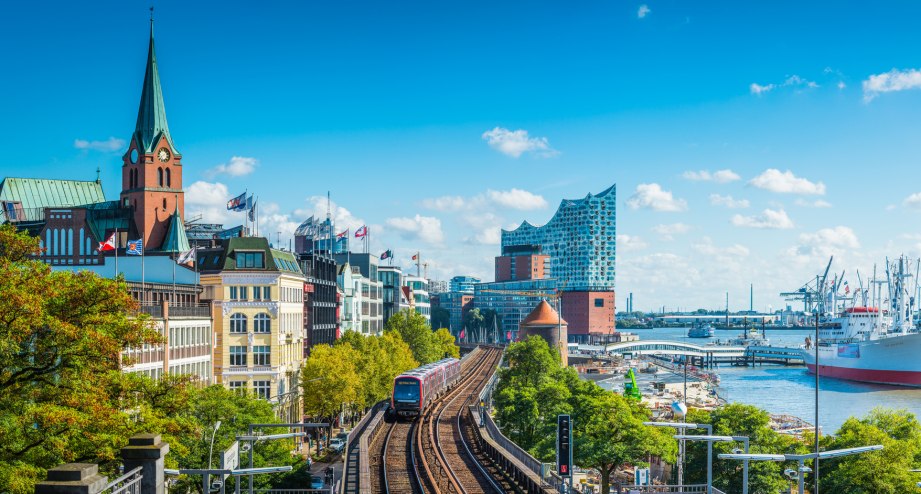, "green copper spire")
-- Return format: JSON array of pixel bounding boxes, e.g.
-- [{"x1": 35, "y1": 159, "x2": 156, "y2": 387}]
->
[{"x1": 134, "y1": 18, "x2": 175, "y2": 154}]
